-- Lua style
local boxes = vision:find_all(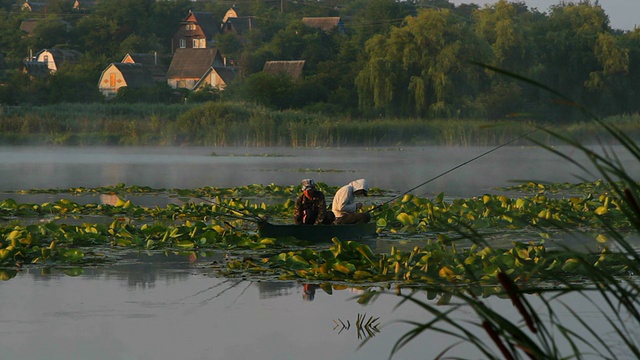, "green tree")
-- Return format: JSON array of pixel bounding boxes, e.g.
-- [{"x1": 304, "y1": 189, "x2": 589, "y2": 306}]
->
[
  {"x1": 25, "y1": 16, "x2": 72, "y2": 51},
  {"x1": 46, "y1": 55, "x2": 105, "y2": 103},
  {"x1": 228, "y1": 72, "x2": 294, "y2": 110},
  {"x1": 356, "y1": 8, "x2": 489, "y2": 117},
  {"x1": 342, "y1": 0, "x2": 414, "y2": 44},
  {"x1": 537, "y1": 2, "x2": 610, "y2": 117}
]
